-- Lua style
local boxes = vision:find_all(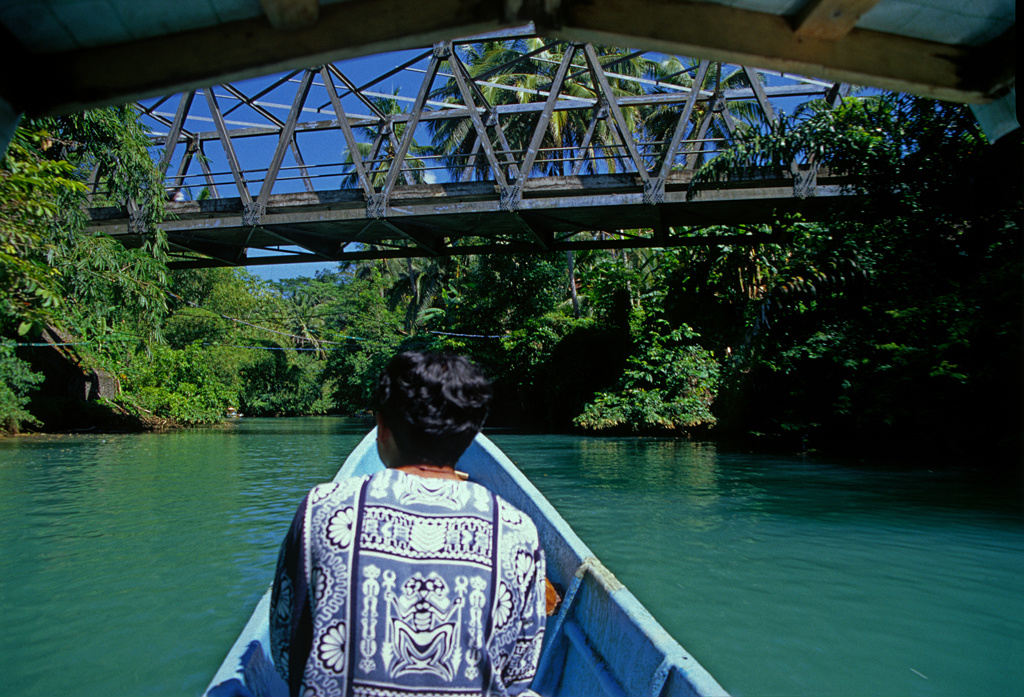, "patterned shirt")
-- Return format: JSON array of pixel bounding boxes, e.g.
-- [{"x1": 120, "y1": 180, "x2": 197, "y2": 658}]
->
[{"x1": 271, "y1": 469, "x2": 546, "y2": 697}]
